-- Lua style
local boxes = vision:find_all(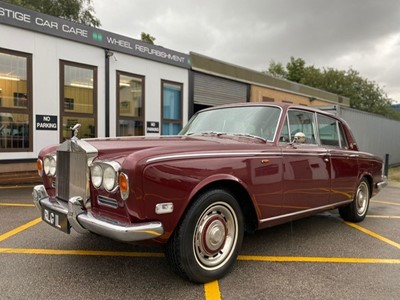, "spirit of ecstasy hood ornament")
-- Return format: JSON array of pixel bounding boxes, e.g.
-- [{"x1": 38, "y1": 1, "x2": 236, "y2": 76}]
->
[{"x1": 70, "y1": 123, "x2": 81, "y2": 140}]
